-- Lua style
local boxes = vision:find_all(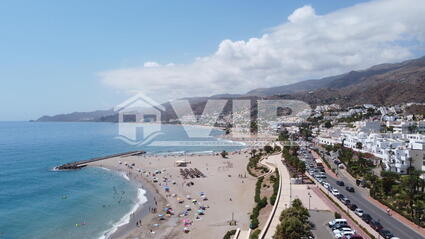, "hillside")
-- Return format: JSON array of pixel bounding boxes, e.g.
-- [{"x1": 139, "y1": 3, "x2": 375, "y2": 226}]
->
[{"x1": 35, "y1": 56, "x2": 425, "y2": 122}]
